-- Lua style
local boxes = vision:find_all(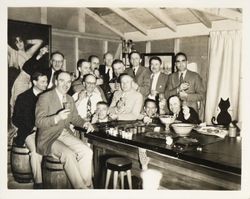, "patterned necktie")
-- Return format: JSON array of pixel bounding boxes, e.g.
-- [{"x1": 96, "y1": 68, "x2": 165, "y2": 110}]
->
[
  {"x1": 133, "y1": 68, "x2": 136, "y2": 76},
  {"x1": 179, "y1": 72, "x2": 184, "y2": 84},
  {"x1": 86, "y1": 95, "x2": 92, "y2": 120}
]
